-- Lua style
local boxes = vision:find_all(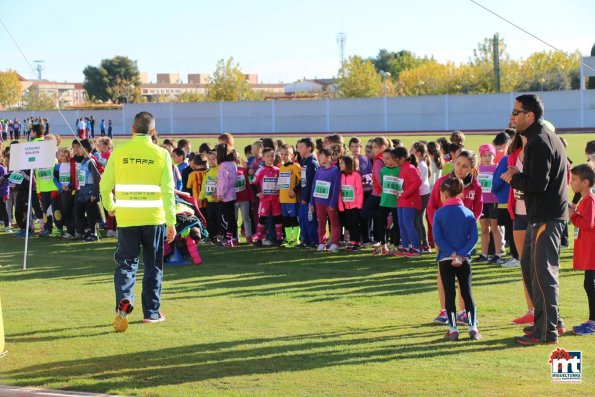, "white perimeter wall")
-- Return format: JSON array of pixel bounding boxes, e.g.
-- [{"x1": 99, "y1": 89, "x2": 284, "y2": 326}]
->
[{"x1": 1, "y1": 90, "x2": 594, "y2": 136}]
